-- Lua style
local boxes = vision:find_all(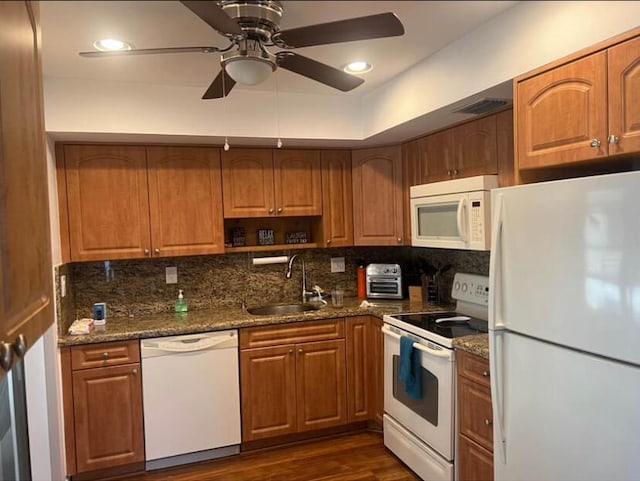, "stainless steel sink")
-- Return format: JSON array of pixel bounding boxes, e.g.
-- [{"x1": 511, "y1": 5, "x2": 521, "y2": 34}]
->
[{"x1": 246, "y1": 303, "x2": 323, "y2": 316}]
